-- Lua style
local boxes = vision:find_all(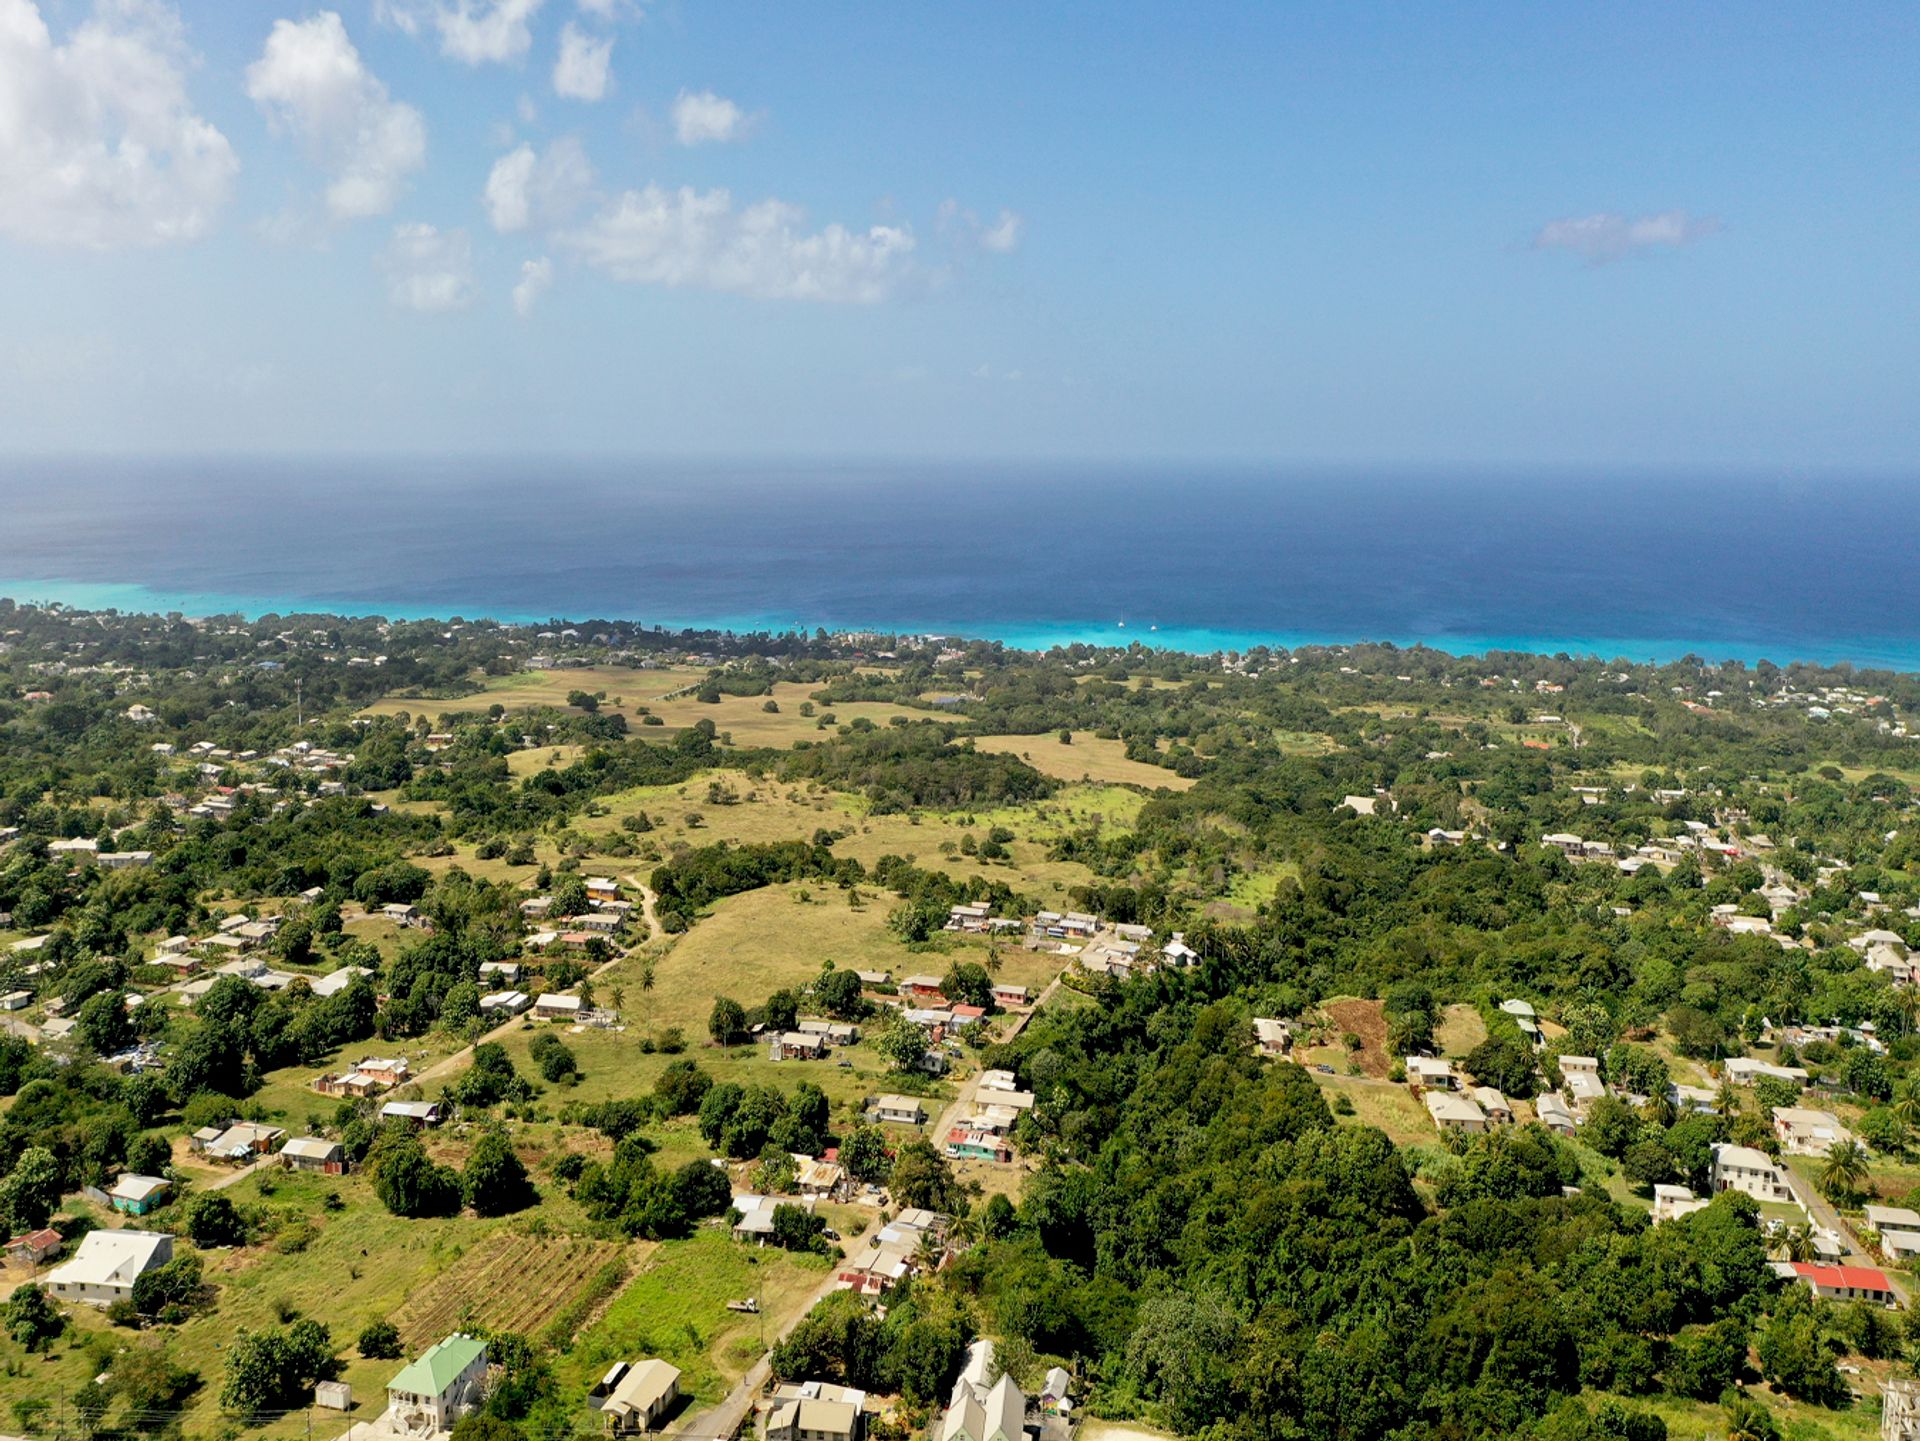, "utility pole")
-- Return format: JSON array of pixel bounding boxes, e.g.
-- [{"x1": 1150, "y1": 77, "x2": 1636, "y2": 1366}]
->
[{"x1": 296, "y1": 678, "x2": 304, "y2": 728}]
